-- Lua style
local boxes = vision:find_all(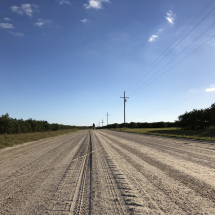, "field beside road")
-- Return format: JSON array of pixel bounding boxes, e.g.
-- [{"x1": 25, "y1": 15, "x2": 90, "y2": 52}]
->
[
  {"x1": 0, "y1": 128, "x2": 82, "y2": 149},
  {"x1": 112, "y1": 127, "x2": 215, "y2": 141},
  {"x1": 0, "y1": 129, "x2": 215, "y2": 214}
]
